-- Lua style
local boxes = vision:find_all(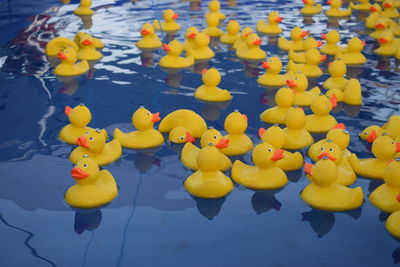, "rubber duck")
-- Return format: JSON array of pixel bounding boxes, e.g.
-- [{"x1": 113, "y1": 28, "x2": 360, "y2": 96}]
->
[
  {"x1": 113, "y1": 106, "x2": 164, "y2": 149},
  {"x1": 59, "y1": 104, "x2": 108, "y2": 145},
  {"x1": 278, "y1": 26, "x2": 309, "y2": 51},
  {"x1": 220, "y1": 110, "x2": 253, "y2": 156},
  {"x1": 65, "y1": 156, "x2": 118, "y2": 208},
  {"x1": 395, "y1": 45, "x2": 400, "y2": 60},
  {"x1": 288, "y1": 37, "x2": 323, "y2": 63},
  {"x1": 365, "y1": 4, "x2": 383, "y2": 29},
  {"x1": 153, "y1": 9, "x2": 181, "y2": 32},
  {"x1": 194, "y1": 68, "x2": 232, "y2": 102},
  {"x1": 186, "y1": 32, "x2": 215, "y2": 60},
  {"x1": 320, "y1": 30, "x2": 341, "y2": 55},
  {"x1": 286, "y1": 71, "x2": 321, "y2": 106},
  {"x1": 236, "y1": 33, "x2": 266, "y2": 61},
  {"x1": 301, "y1": 0, "x2": 323, "y2": 15},
  {"x1": 301, "y1": 157, "x2": 363, "y2": 211},
  {"x1": 45, "y1": 37, "x2": 79, "y2": 56},
  {"x1": 259, "y1": 125, "x2": 304, "y2": 171},
  {"x1": 383, "y1": 115, "x2": 400, "y2": 139},
  {"x1": 182, "y1": 26, "x2": 200, "y2": 51},
  {"x1": 370, "y1": 17, "x2": 391, "y2": 39},
  {"x1": 287, "y1": 48, "x2": 326, "y2": 77},
  {"x1": 323, "y1": 59, "x2": 348, "y2": 91},
  {"x1": 381, "y1": 0, "x2": 399, "y2": 18},
  {"x1": 325, "y1": 0, "x2": 352, "y2": 17},
  {"x1": 305, "y1": 94, "x2": 338, "y2": 133},
  {"x1": 374, "y1": 30, "x2": 400, "y2": 56},
  {"x1": 233, "y1": 27, "x2": 253, "y2": 51},
  {"x1": 70, "y1": 128, "x2": 122, "y2": 166},
  {"x1": 326, "y1": 78, "x2": 362, "y2": 106},
  {"x1": 220, "y1": 20, "x2": 240, "y2": 45},
  {"x1": 369, "y1": 158, "x2": 400, "y2": 213},
  {"x1": 386, "y1": 208, "x2": 400, "y2": 239},
  {"x1": 260, "y1": 87, "x2": 294, "y2": 124},
  {"x1": 350, "y1": 0, "x2": 371, "y2": 10},
  {"x1": 335, "y1": 37, "x2": 366, "y2": 65},
  {"x1": 202, "y1": 13, "x2": 223, "y2": 37},
  {"x1": 77, "y1": 33, "x2": 103, "y2": 61},
  {"x1": 257, "y1": 57, "x2": 288, "y2": 87},
  {"x1": 74, "y1": 0, "x2": 95, "y2": 16},
  {"x1": 136, "y1": 23, "x2": 162, "y2": 50},
  {"x1": 159, "y1": 40, "x2": 194, "y2": 69},
  {"x1": 74, "y1": 32, "x2": 104, "y2": 49},
  {"x1": 184, "y1": 145, "x2": 234, "y2": 198},
  {"x1": 282, "y1": 106, "x2": 314, "y2": 150},
  {"x1": 349, "y1": 134, "x2": 400, "y2": 179},
  {"x1": 54, "y1": 47, "x2": 89, "y2": 76},
  {"x1": 207, "y1": 0, "x2": 226, "y2": 21},
  {"x1": 231, "y1": 142, "x2": 288, "y2": 190},
  {"x1": 256, "y1": 11, "x2": 283, "y2": 35},
  {"x1": 181, "y1": 128, "x2": 231, "y2": 171},
  {"x1": 158, "y1": 109, "x2": 207, "y2": 143}
]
